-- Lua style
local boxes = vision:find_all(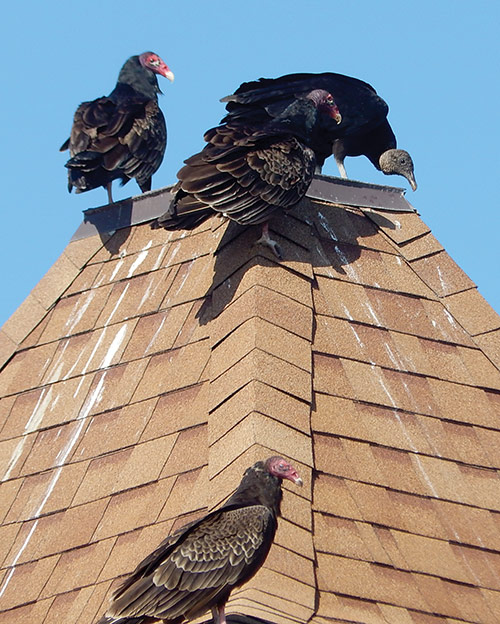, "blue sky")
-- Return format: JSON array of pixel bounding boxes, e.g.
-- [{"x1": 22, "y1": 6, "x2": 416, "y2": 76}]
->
[{"x1": 1, "y1": 1, "x2": 498, "y2": 327}]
